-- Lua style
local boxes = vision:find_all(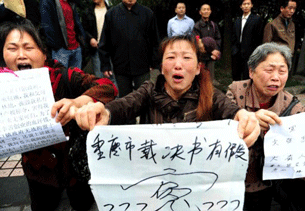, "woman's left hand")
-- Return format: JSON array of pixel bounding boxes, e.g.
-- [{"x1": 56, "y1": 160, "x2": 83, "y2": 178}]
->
[
  {"x1": 51, "y1": 95, "x2": 94, "y2": 126},
  {"x1": 234, "y1": 109, "x2": 260, "y2": 148}
]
